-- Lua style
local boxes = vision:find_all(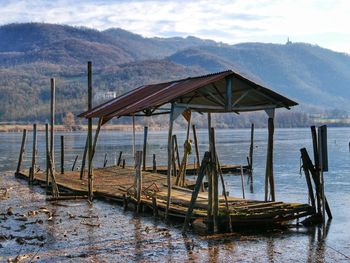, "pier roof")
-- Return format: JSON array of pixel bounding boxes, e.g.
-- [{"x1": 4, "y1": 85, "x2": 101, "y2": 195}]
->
[{"x1": 79, "y1": 70, "x2": 297, "y2": 124}]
